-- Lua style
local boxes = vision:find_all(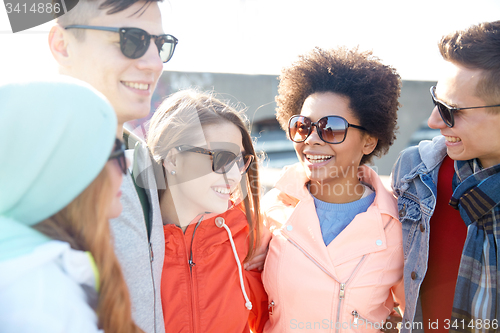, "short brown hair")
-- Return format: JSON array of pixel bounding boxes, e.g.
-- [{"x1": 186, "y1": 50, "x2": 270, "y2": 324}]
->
[
  {"x1": 57, "y1": 0, "x2": 161, "y2": 39},
  {"x1": 276, "y1": 47, "x2": 401, "y2": 165},
  {"x1": 439, "y1": 20, "x2": 500, "y2": 106}
]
